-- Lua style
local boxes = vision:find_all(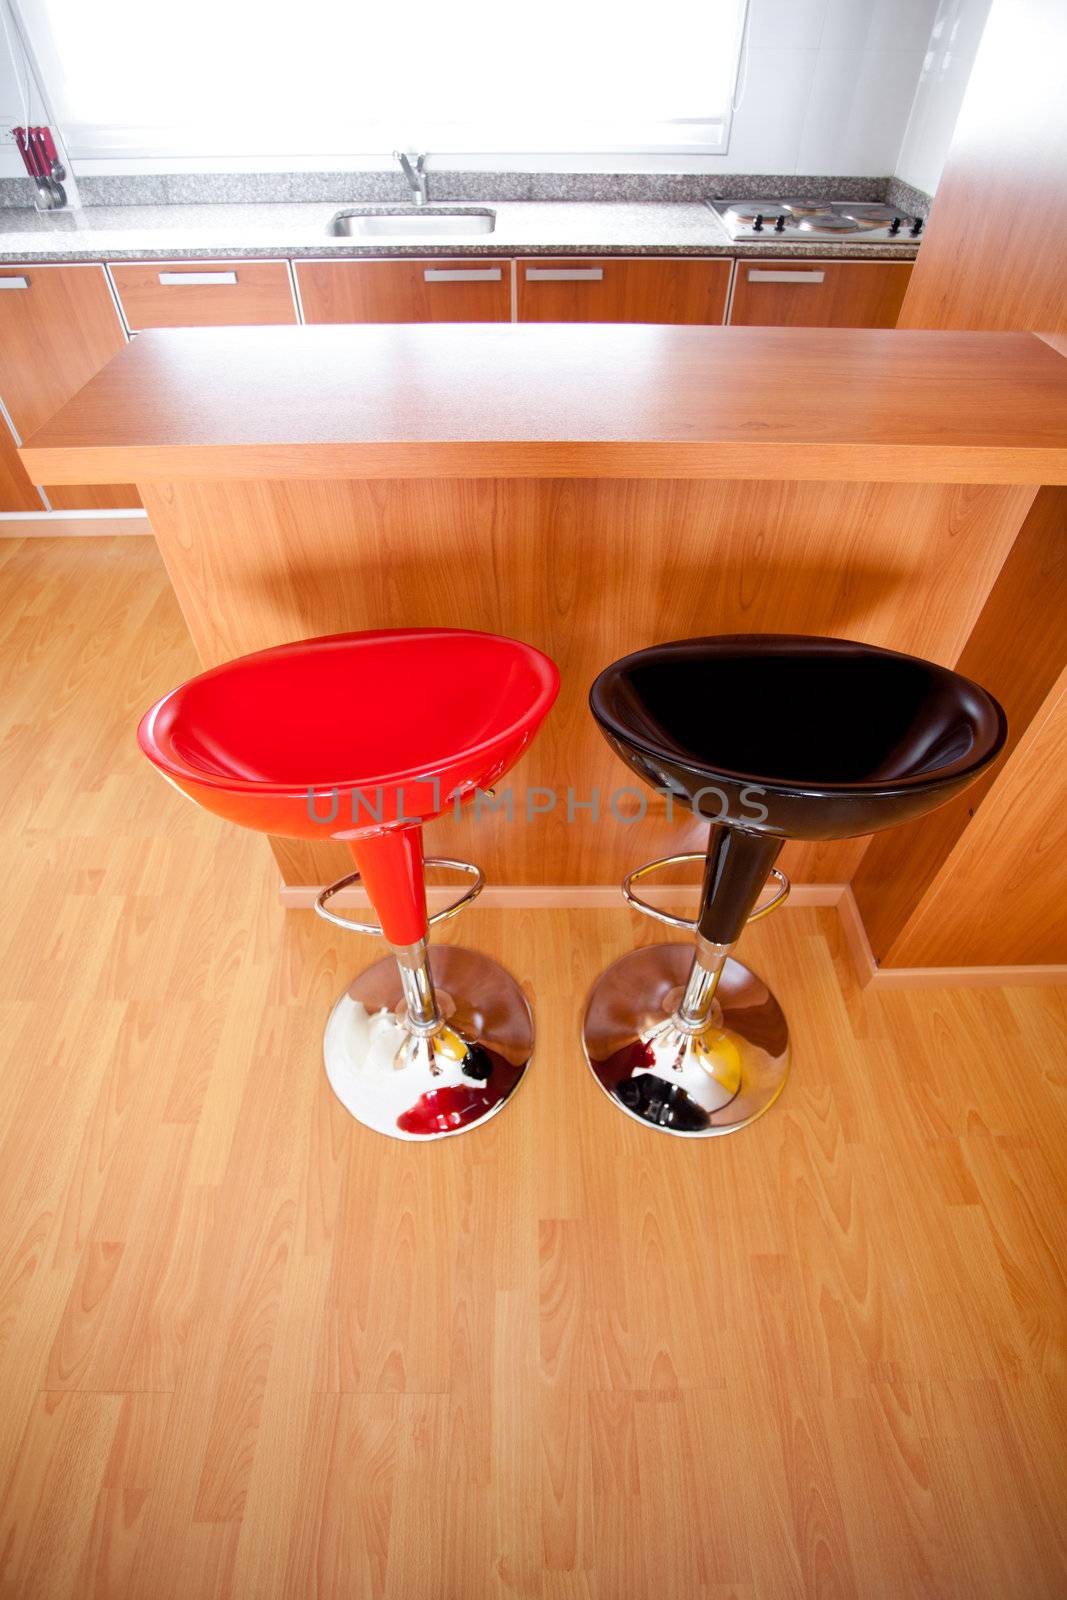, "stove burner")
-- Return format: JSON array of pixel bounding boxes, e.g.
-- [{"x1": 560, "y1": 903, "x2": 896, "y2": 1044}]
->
[
  {"x1": 724, "y1": 204, "x2": 781, "y2": 225},
  {"x1": 779, "y1": 200, "x2": 834, "y2": 217},
  {"x1": 797, "y1": 214, "x2": 879, "y2": 233},
  {"x1": 841, "y1": 204, "x2": 905, "y2": 224},
  {"x1": 708, "y1": 196, "x2": 921, "y2": 244}
]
